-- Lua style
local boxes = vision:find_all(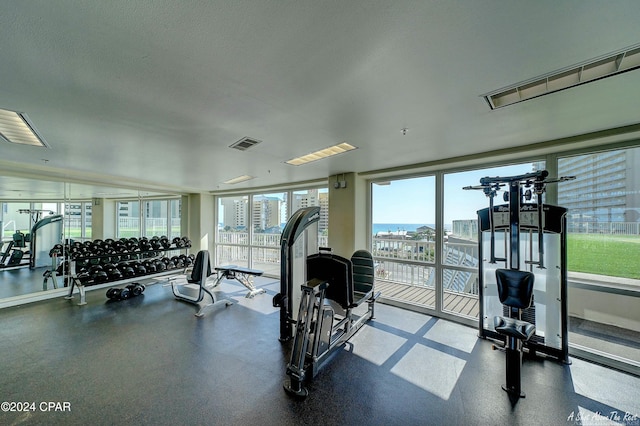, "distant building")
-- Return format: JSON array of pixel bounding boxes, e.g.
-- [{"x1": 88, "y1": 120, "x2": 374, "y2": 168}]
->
[
  {"x1": 556, "y1": 147, "x2": 640, "y2": 231},
  {"x1": 221, "y1": 197, "x2": 248, "y2": 230},
  {"x1": 451, "y1": 220, "x2": 477, "y2": 241},
  {"x1": 253, "y1": 195, "x2": 281, "y2": 232},
  {"x1": 375, "y1": 230, "x2": 408, "y2": 239},
  {"x1": 290, "y1": 189, "x2": 329, "y2": 234}
]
